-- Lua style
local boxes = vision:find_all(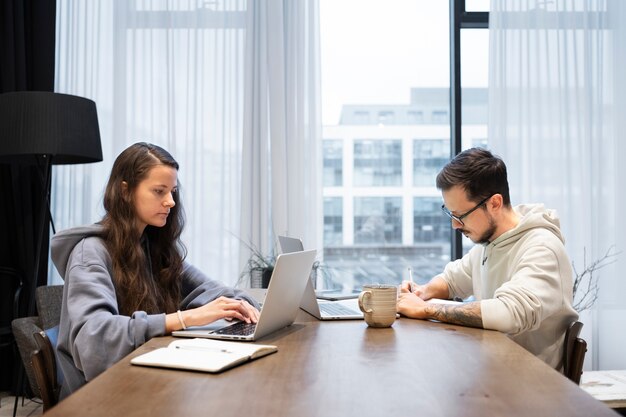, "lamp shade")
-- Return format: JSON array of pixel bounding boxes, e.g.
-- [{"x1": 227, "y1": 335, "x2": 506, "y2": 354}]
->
[{"x1": 0, "y1": 91, "x2": 102, "y2": 165}]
